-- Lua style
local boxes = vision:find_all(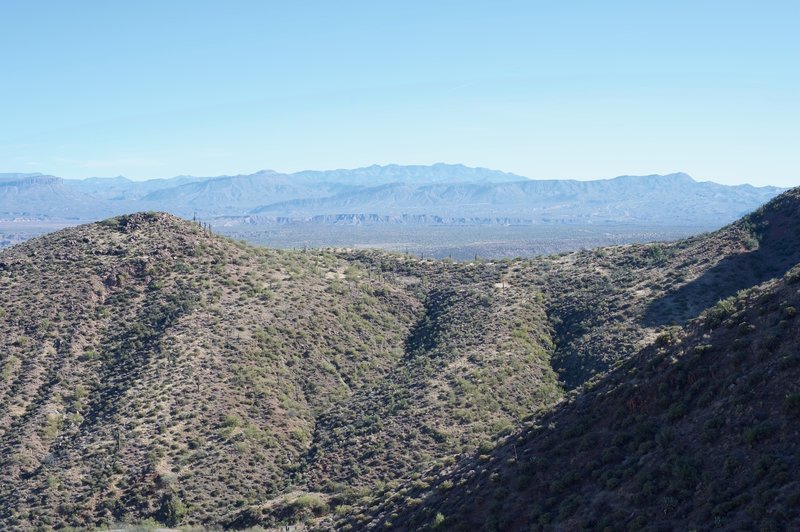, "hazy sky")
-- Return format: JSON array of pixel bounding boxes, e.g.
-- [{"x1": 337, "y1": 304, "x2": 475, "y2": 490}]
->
[{"x1": 1, "y1": 1, "x2": 798, "y2": 186}]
